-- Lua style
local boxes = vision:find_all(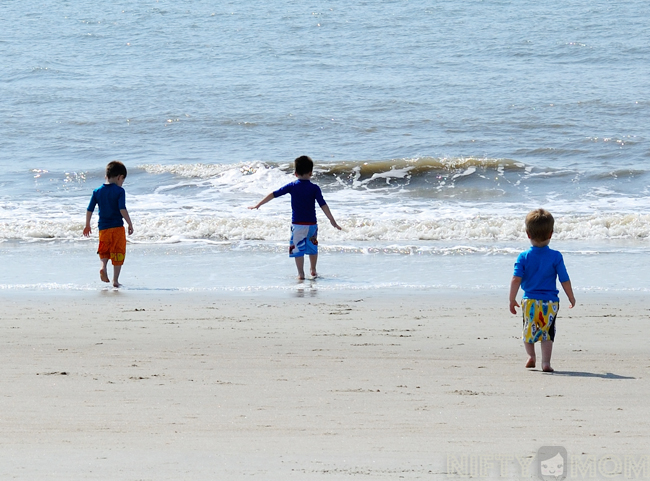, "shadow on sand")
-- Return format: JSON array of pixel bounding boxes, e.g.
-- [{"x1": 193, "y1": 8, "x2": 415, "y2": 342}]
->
[{"x1": 551, "y1": 371, "x2": 635, "y2": 380}]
